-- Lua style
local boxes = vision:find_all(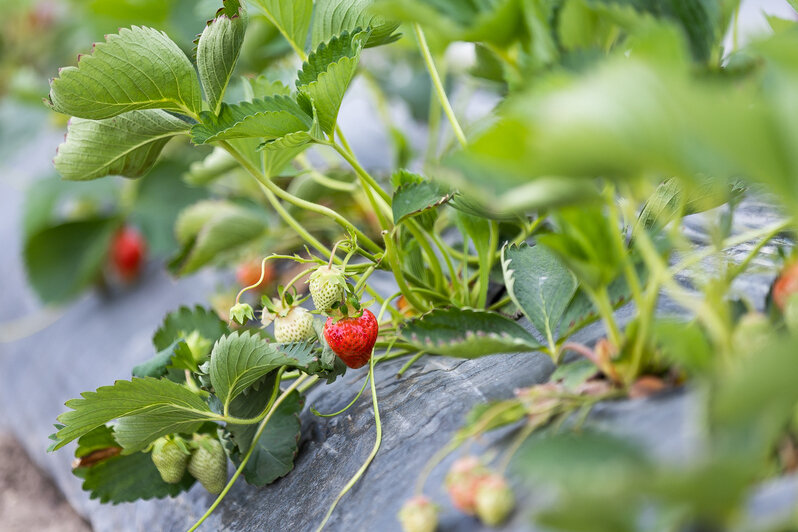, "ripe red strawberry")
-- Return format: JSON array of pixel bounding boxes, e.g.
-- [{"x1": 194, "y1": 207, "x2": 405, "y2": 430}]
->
[
  {"x1": 111, "y1": 226, "x2": 146, "y2": 281},
  {"x1": 773, "y1": 262, "x2": 798, "y2": 311},
  {"x1": 323, "y1": 309, "x2": 378, "y2": 369}
]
